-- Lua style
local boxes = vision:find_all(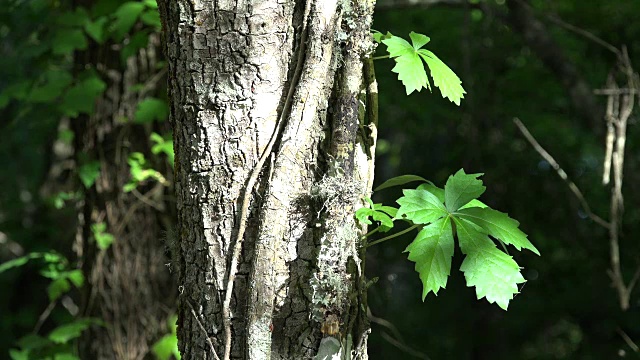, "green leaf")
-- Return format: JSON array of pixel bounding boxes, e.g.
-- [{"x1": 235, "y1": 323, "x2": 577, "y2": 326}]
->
[
  {"x1": 454, "y1": 218, "x2": 525, "y2": 310},
  {"x1": 140, "y1": 9, "x2": 161, "y2": 29},
  {"x1": 356, "y1": 205, "x2": 395, "y2": 232},
  {"x1": 66, "y1": 269, "x2": 85, "y2": 287},
  {"x1": 52, "y1": 29, "x2": 88, "y2": 55},
  {"x1": 405, "y1": 217, "x2": 454, "y2": 299},
  {"x1": 455, "y1": 207, "x2": 540, "y2": 255},
  {"x1": 151, "y1": 132, "x2": 175, "y2": 166},
  {"x1": 418, "y1": 49, "x2": 466, "y2": 105},
  {"x1": 78, "y1": 161, "x2": 101, "y2": 188},
  {"x1": 381, "y1": 32, "x2": 465, "y2": 103},
  {"x1": 9, "y1": 349, "x2": 29, "y2": 360},
  {"x1": 135, "y1": 97, "x2": 168, "y2": 123},
  {"x1": 0, "y1": 256, "x2": 31, "y2": 273},
  {"x1": 28, "y1": 71, "x2": 73, "y2": 103},
  {"x1": 85, "y1": 16, "x2": 108, "y2": 43},
  {"x1": 54, "y1": 354, "x2": 80, "y2": 360},
  {"x1": 142, "y1": 0, "x2": 159, "y2": 9},
  {"x1": 111, "y1": 2, "x2": 145, "y2": 41},
  {"x1": 59, "y1": 129, "x2": 75, "y2": 145},
  {"x1": 371, "y1": 30, "x2": 391, "y2": 43},
  {"x1": 417, "y1": 183, "x2": 444, "y2": 202},
  {"x1": 91, "y1": 222, "x2": 115, "y2": 250},
  {"x1": 48, "y1": 319, "x2": 101, "y2": 344},
  {"x1": 374, "y1": 174, "x2": 431, "y2": 191},
  {"x1": 372, "y1": 204, "x2": 398, "y2": 218},
  {"x1": 17, "y1": 334, "x2": 50, "y2": 350},
  {"x1": 0, "y1": 252, "x2": 64, "y2": 273},
  {"x1": 121, "y1": 30, "x2": 149, "y2": 62},
  {"x1": 444, "y1": 169, "x2": 485, "y2": 212},
  {"x1": 152, "y1": 334, "x2": 179, "y2": 360},
  {"x1": 60, "y1": 75, "x2": 107, "y2": 116},
  {"x1": 48, "y1": 277, "x2": 71, "y2": 301},
  {"x1": 396, "y1": 189, "x2": 448, "y2": 224},
  {"x1": 56, "y1": 7, "x2": 90, "y2": 27},
  {"x1": 382, "y1": 33, "x2": 431, "y2": 95}
]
